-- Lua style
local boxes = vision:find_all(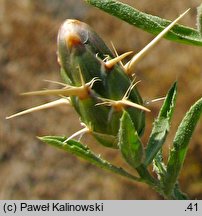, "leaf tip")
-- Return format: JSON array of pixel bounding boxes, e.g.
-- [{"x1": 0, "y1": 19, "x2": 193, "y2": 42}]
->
[{"x1": 197, "y1": 4, "x2": 202, "y2": 35}]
